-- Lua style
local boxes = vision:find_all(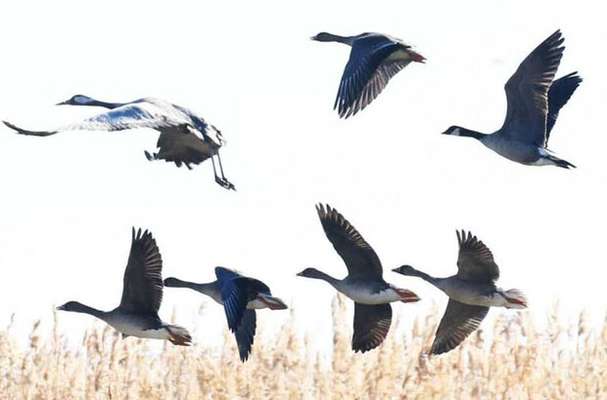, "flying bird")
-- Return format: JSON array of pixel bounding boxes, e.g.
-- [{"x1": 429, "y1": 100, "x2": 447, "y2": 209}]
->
[
  {"x1": 164, "y1": 267, "x2": 287, "y2": 361},
  {"x1": 4, "y1": 95, "x2": 235, "y2": 189},
  {"x1": 311, "y1": 32, "x2": 425, "y2": 118},
  {"x1": 393, "y1": 230, "x2": 527, "y2": 355},
  {"x1": 442, "y1": 30, "x2": 581, "y2": 168},
  {"x1": 57, "y1": 228, "x2": 192, "y2": 346},
  {"x1": 297, "y1": 204, "x2": 420, "y2": 353}
]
